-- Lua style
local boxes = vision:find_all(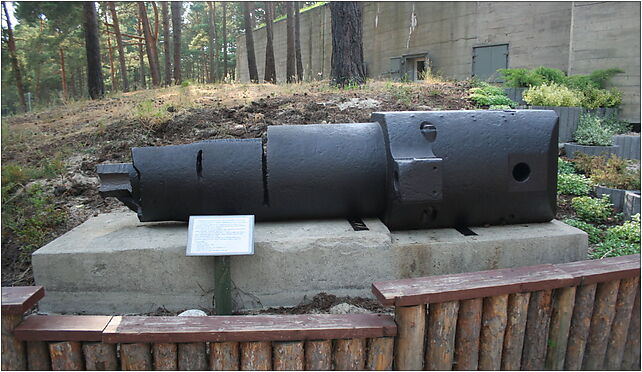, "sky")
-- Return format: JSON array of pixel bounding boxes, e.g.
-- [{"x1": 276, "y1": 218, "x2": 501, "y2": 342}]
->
[{"x1": 2, "y1": 1, "x2": 18, "y2": 27}]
